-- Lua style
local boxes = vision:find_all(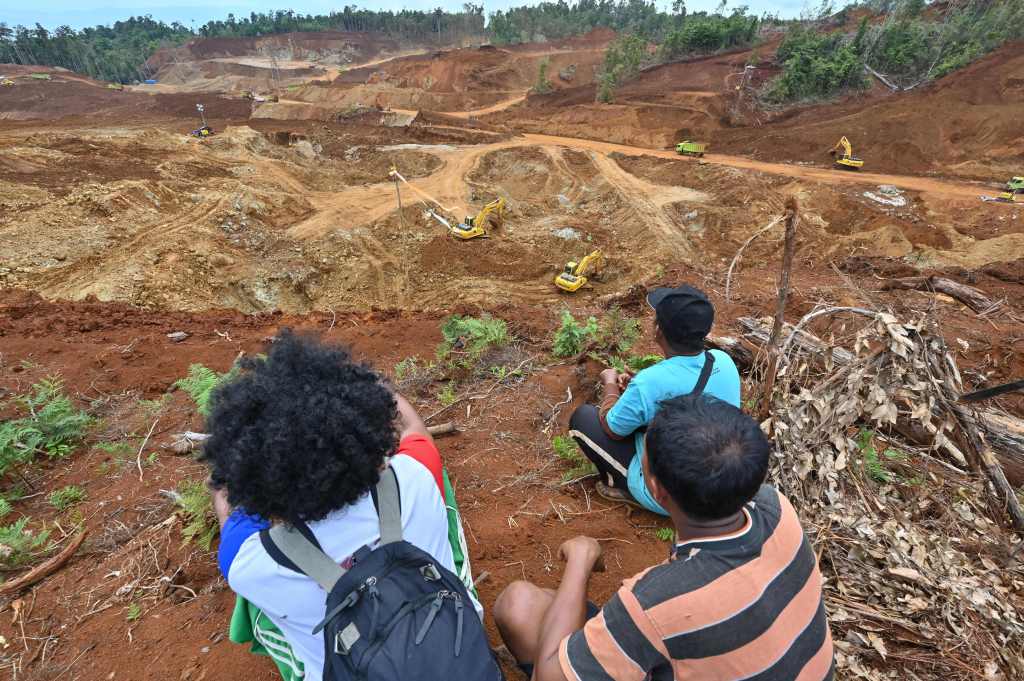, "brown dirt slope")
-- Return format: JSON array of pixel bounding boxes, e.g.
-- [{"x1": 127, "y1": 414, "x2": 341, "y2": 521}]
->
[{"x1": 713, "y1": 41, "x2": 1024, "y2": 179}]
